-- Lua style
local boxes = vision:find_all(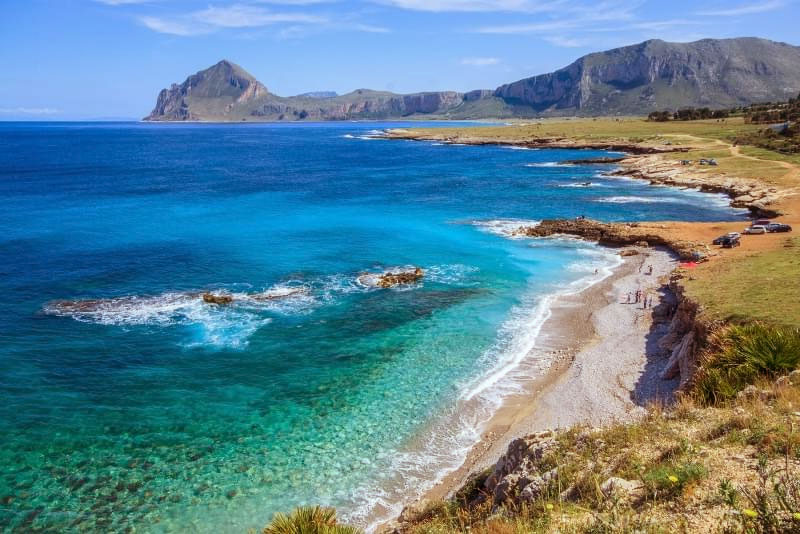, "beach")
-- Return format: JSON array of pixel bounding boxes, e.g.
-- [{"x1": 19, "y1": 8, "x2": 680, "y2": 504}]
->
[{"x1": 388, "y1": 245, "x2": 679, "y2": 516}]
